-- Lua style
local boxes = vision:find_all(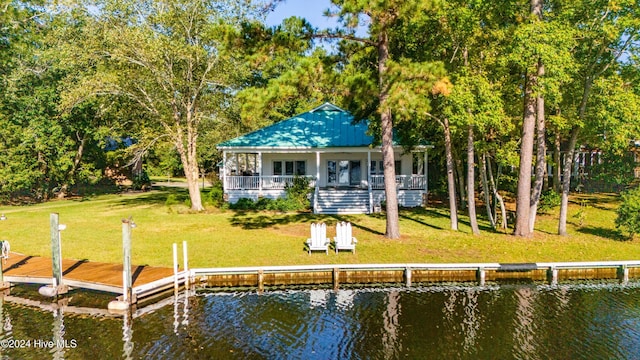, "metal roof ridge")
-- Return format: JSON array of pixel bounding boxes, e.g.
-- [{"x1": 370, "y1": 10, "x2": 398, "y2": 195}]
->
[{"x1": 309, "y1": 102, "x2": 347, "y2": 113}]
